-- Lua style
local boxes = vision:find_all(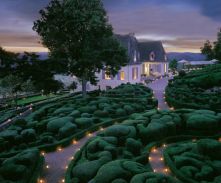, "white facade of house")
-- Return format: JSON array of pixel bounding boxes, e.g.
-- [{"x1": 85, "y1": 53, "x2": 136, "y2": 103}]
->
[
  {"x1": 97, "y1": 64, "x2": 142, "y2": 90},
  {"x1": 55, "y1": 34, "x2": 169, "y2": 91},
  {"x1": 97, "y1": 62, "x2": 168, "y2": 90}
]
